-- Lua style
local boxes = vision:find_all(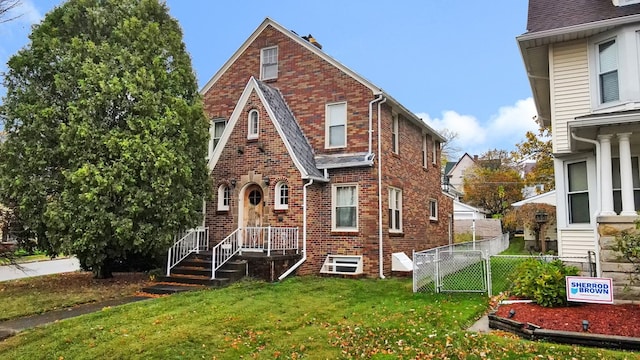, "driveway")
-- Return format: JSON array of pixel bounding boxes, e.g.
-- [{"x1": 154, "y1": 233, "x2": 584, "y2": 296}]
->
[{"x1": 0, "y1": 257, "x2": 81, "y2": 282}]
